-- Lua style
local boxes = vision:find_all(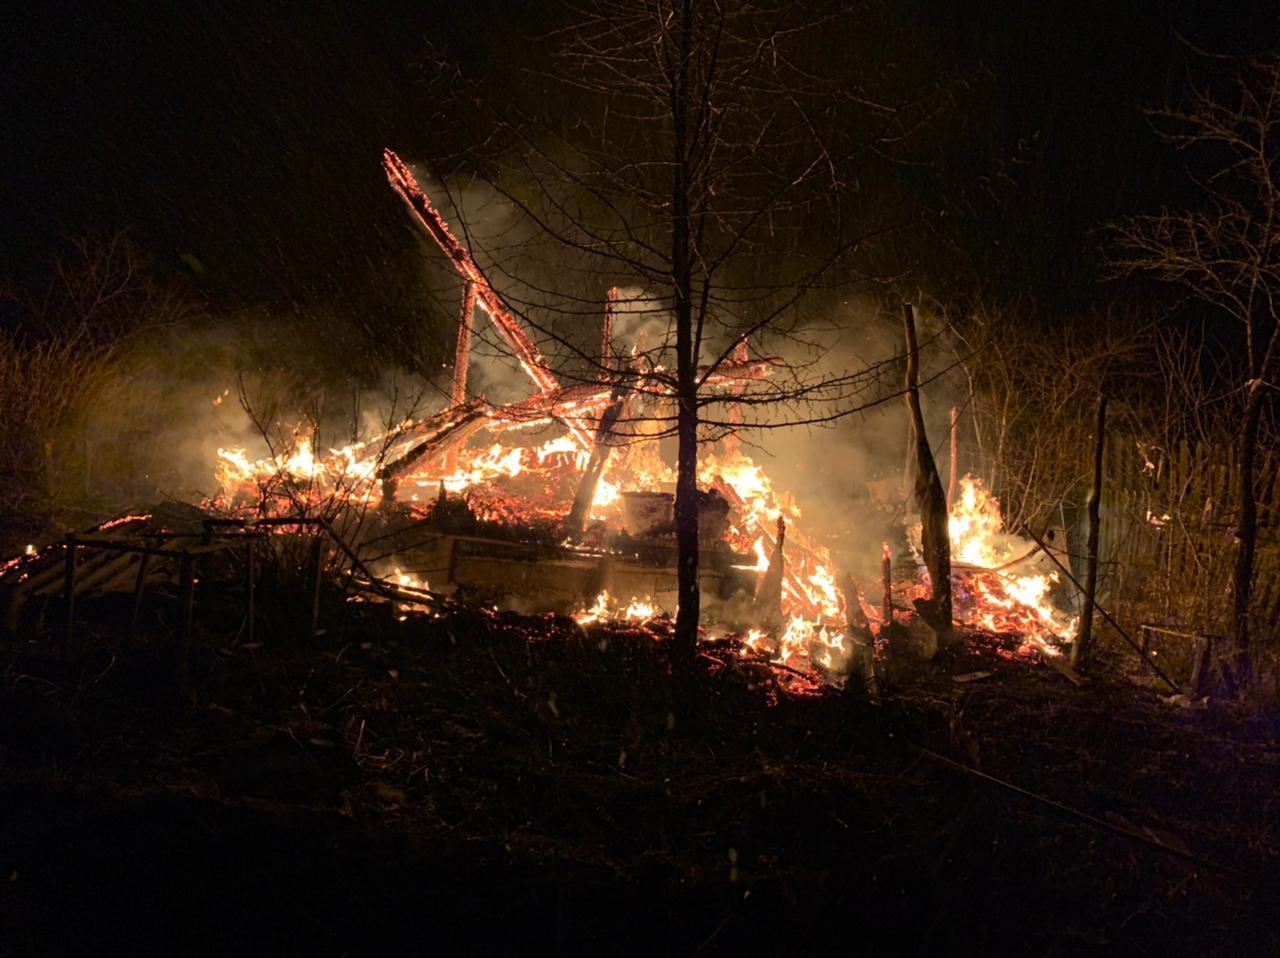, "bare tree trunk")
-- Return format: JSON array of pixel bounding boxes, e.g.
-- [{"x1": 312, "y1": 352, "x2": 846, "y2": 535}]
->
[
  {"x1": 671, "y1": 0, "x2": 700, "y2": 663},
  {"x1": 1231, "y1": 381, "x2": 1263, "y2": 687},
  {"x1": 1071, "y1": 394, "x2": 1107, "y2": 670},
  {"x1": 673, "y1": 373, "x2": 700, "y2": 660},
  {"x1": 947, "y1": 404, "x2": 959, "y2": 506},
  {"x1": 600, "y1": 286, "x2": 617, "y2": 376},
  {"x1": 903, "y1": 304, "x2": 951, "y2": 633}
]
